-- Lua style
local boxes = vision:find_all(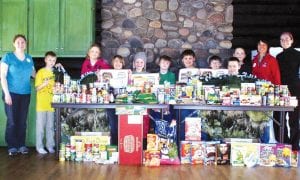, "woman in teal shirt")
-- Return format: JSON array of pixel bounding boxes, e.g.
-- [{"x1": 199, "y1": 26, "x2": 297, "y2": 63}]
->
[{"x1": 1, "y1": 34, "x2": 35, "y2": 156}]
